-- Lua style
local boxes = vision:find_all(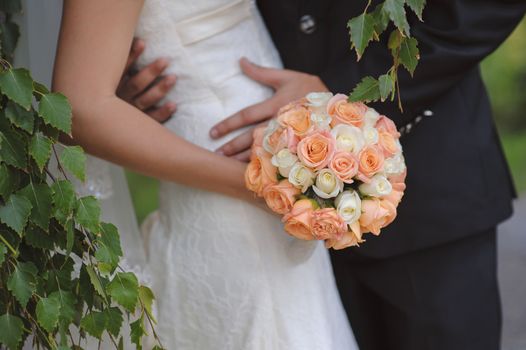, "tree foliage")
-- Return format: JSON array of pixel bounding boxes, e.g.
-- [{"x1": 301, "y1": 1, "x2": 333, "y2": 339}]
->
[{"x1": 0, "y1": 2, "x2": 163, "y2": 348}]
